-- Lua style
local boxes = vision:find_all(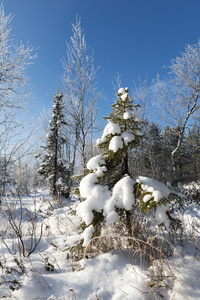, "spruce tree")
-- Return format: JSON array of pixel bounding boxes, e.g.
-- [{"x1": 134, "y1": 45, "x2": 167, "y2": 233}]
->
[
  {"x1": 141, "y1": 122, "x2": 164, "y2": 180},
  {"x1": 96, "y1": 87, "x2": 142, "y2": 188},
  {"x1": 74, "y1": 87, "x2": 143, "y2": 243},
  {"x1": 38, "y1": 91, "x2": 71, "y2": 199},
  {"x1": 74, "y1": 87, "x2": 182, "y2": 250}
]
